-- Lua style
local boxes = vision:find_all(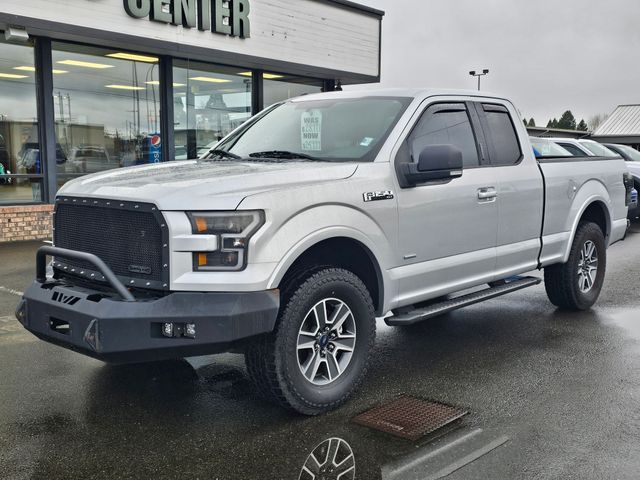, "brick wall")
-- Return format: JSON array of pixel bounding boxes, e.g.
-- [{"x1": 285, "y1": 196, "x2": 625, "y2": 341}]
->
[{"x1": 0, "y1": 205, "x2": 54, "y2": 243}]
